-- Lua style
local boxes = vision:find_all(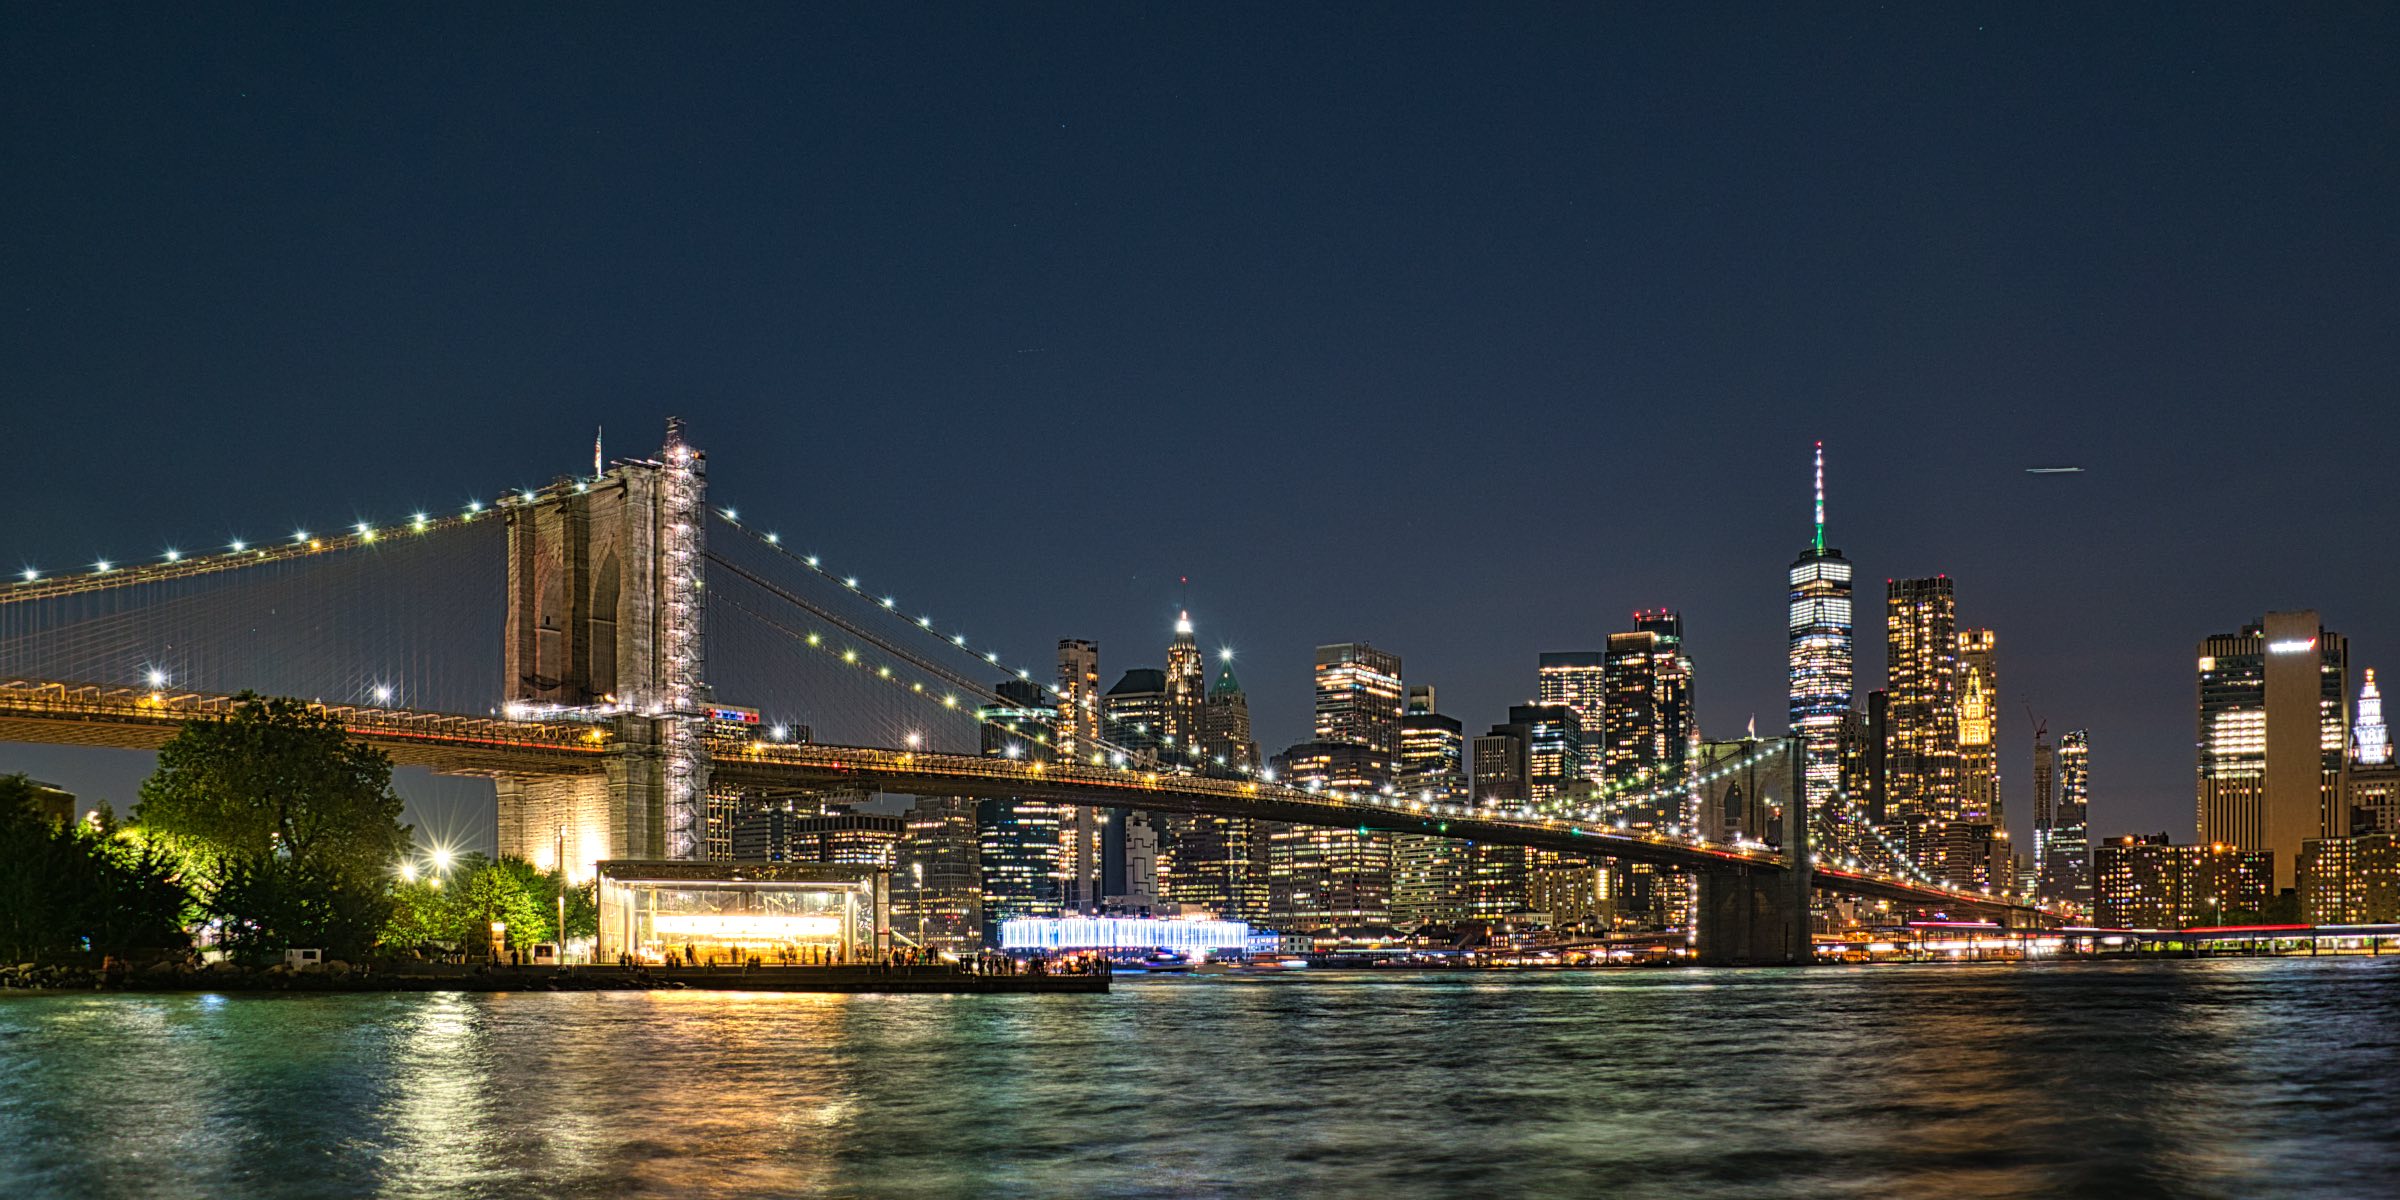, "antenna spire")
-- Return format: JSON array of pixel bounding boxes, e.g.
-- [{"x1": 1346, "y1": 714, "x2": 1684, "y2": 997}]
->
[{"x1": 1812, "y1": 441, "x2": 1826, "y2": 552}]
